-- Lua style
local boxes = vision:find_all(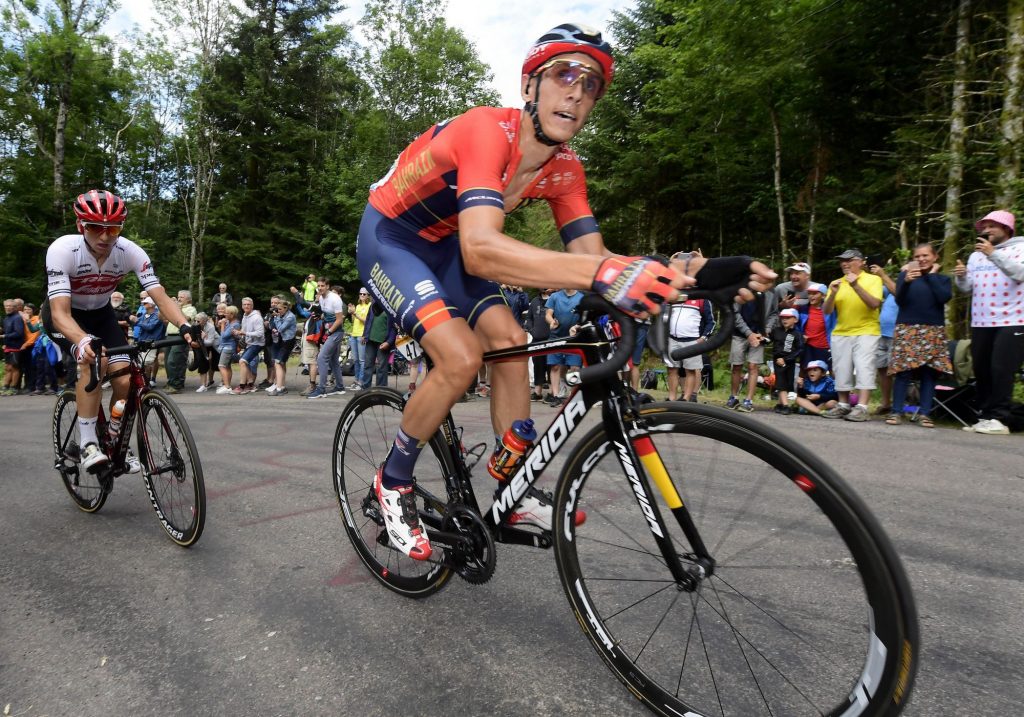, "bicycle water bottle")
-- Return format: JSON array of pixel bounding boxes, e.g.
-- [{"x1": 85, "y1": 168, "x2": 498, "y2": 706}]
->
[
  {"x1": 487, "y1": 419, "x2": 537, "y2": 481},
  {"x1": 108, "y1": 399, "x2": 126, "y2": 440}
]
